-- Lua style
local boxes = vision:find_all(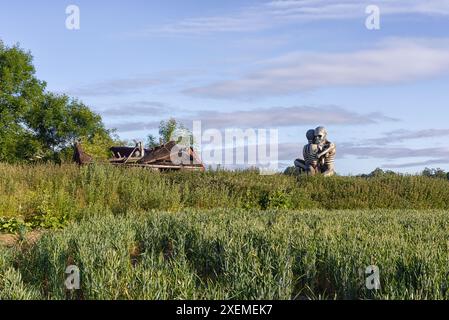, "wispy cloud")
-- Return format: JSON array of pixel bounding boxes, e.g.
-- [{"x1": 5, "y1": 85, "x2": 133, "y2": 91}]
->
[
  {"x1": 324, "y1": 127, "x2": 449, "y2": 169},
  {"x1": 130, "y1": 0, "x2": 449, "y2": 37},
  {"x1": 278, "y1": 142, "x2": 302, "y2": 161},
  {"x1": 185, "y1": 39, "x2": 449, "y2": 98},
  {"x1": 281, "y1": 128, "x2": 449, "y2": 166},
  {"x1": 109, "y1": 121, "x2": 160, "y2": 133},
  {"x1": 363, "y1": 128, "x2": 449, "y2": 145},
  {"x1": 339, "y1": 143, "x2": 449, "y2": 169},
  {"x1": 99, "y1": 101, "x2": 171, "y2": 117},
  {"x1": 340, "y1": 128, "x2": 449, "y2": 168},
  {"x1": 110, "y1": 105, "x2": 395, "y2": 133},
  {"x1": 182, "y1": 105, "x2": 397, "y2": 129},
  {"x1": 68, "y1": 76, "x2": 164, "y2": 97},
  {"x1": 339, "y1": 145, "x2": 449, "y2": 160},
  {"x1": 383, "y1": 158, "x2": 449, "y2": 169}
]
